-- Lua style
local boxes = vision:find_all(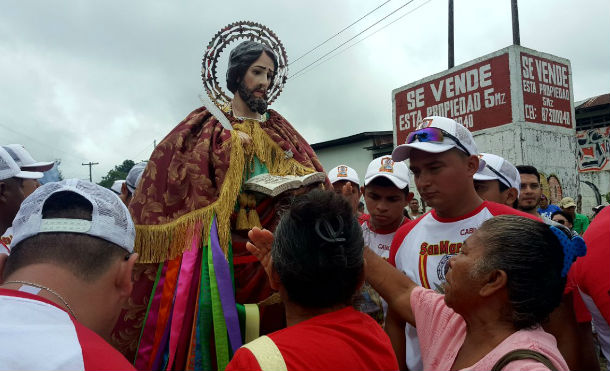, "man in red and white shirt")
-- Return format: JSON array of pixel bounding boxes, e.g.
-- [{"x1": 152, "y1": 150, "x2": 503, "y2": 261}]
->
[
  {"x1": 0, "y1": 179, "x2": 137, "y2": 370},
  {"x1": 572, "y1": 206, "x2": 610, "y2": 366},
  {"x1": 354, "y1": 156, "x2": 411, "y2": 323},
  {"x1": 360, "y1": 156, "x2": 412, "y2": 260},
  {"x1": 384, "y1": 116, "x2": 535, "y2": 371}
]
